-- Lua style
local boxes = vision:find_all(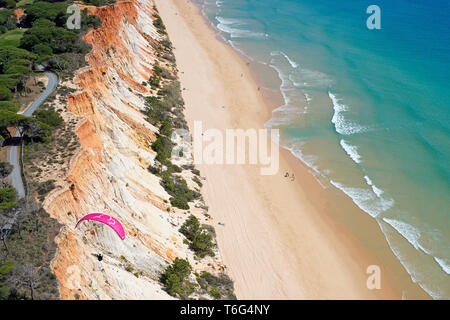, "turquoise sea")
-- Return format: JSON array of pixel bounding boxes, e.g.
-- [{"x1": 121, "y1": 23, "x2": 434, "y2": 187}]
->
[{"x1": 193, "y1": 0, "x2": 450, "y2": 298}]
